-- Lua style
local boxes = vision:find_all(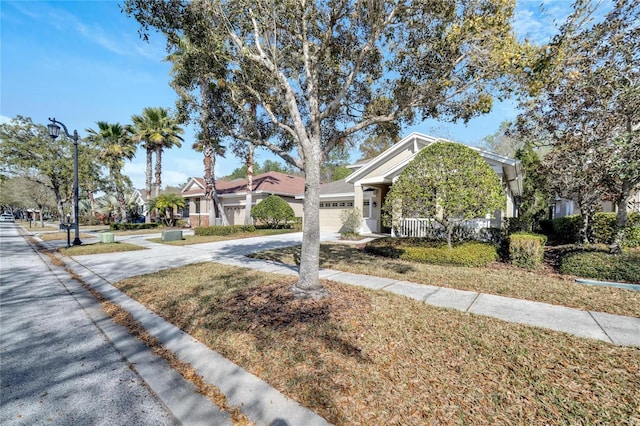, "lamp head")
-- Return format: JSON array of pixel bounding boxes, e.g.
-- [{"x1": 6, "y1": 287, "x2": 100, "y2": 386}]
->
[{"x1": 47, "y1": 119, "x2": 61, "y2": 140}]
